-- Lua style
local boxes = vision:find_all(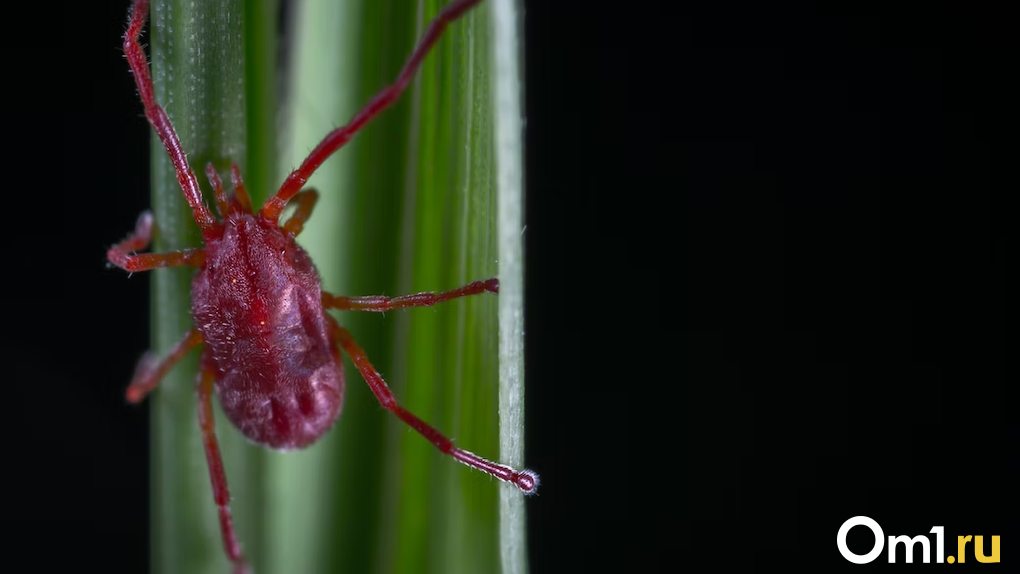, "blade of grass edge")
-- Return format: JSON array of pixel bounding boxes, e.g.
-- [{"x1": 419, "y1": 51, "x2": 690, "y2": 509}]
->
[{"x1": 491, "y1": 0, "x2": 530, "y2": 573}]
